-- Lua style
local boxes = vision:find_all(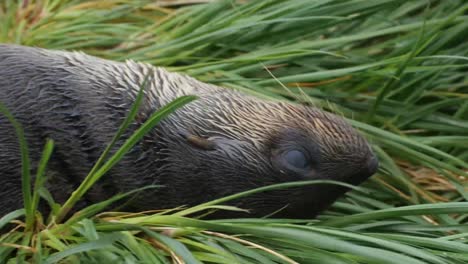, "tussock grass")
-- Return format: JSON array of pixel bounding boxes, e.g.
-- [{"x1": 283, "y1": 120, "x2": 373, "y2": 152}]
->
[{"x1": 0, "y1": 0, "x2": 467, "y2": 263}]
